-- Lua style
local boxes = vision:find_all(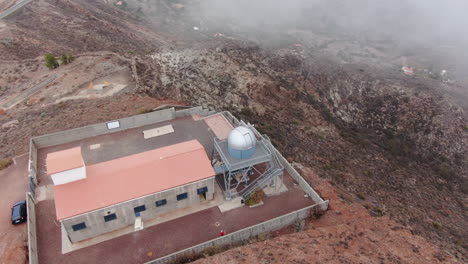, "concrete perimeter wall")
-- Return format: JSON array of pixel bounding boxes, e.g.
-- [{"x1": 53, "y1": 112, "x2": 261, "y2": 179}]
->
[
  {"x1": 26, "y1": 192, "x2": 38, "y2": 264},
  {"x1": 33, "y1": 108, "x2": 176, "y2": 148},
  {"x1": 275, "y1": 152, "x2": 328, "y2": 210},
  {"x1": 145, "y1": 201, "x2": 327, "y2": 264},
  {"x1": 28, "y1": 139, "x2": 38, "y2": 186},
  {"x1": 175, "y1": 106, "x2": 203, "y2": 117}
]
